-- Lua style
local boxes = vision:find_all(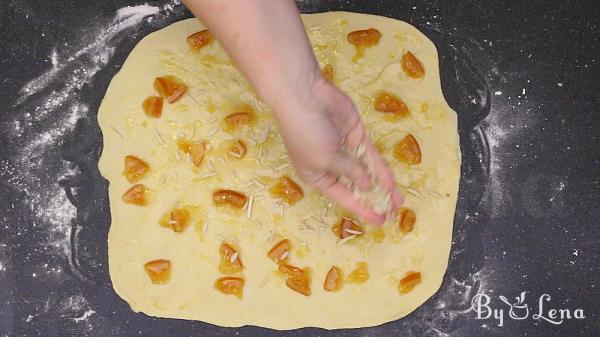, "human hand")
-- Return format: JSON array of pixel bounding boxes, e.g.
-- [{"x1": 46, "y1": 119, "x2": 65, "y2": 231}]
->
[{"x1": 272, "y1": 77, "x2": 404, "y2": 224}]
